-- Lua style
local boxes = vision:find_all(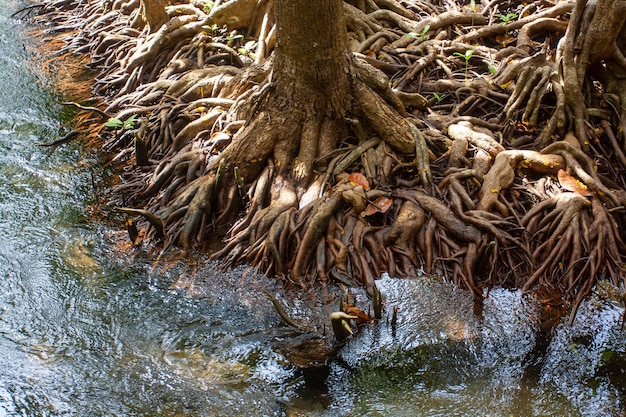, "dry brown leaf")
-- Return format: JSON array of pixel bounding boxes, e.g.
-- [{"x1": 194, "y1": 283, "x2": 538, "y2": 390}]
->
[
  {"x1": 557, "y1": 169, "x2": 592, "y2": 196},
  {"x1": 344, "y1": 305, "x2": 373, "y2": 324},
  {"x1": 348, "y1": 172, "x2": 370, "y2": 190},
  {"x1": 363, "y1": 196, "x2": 393, "y2": 216}
]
